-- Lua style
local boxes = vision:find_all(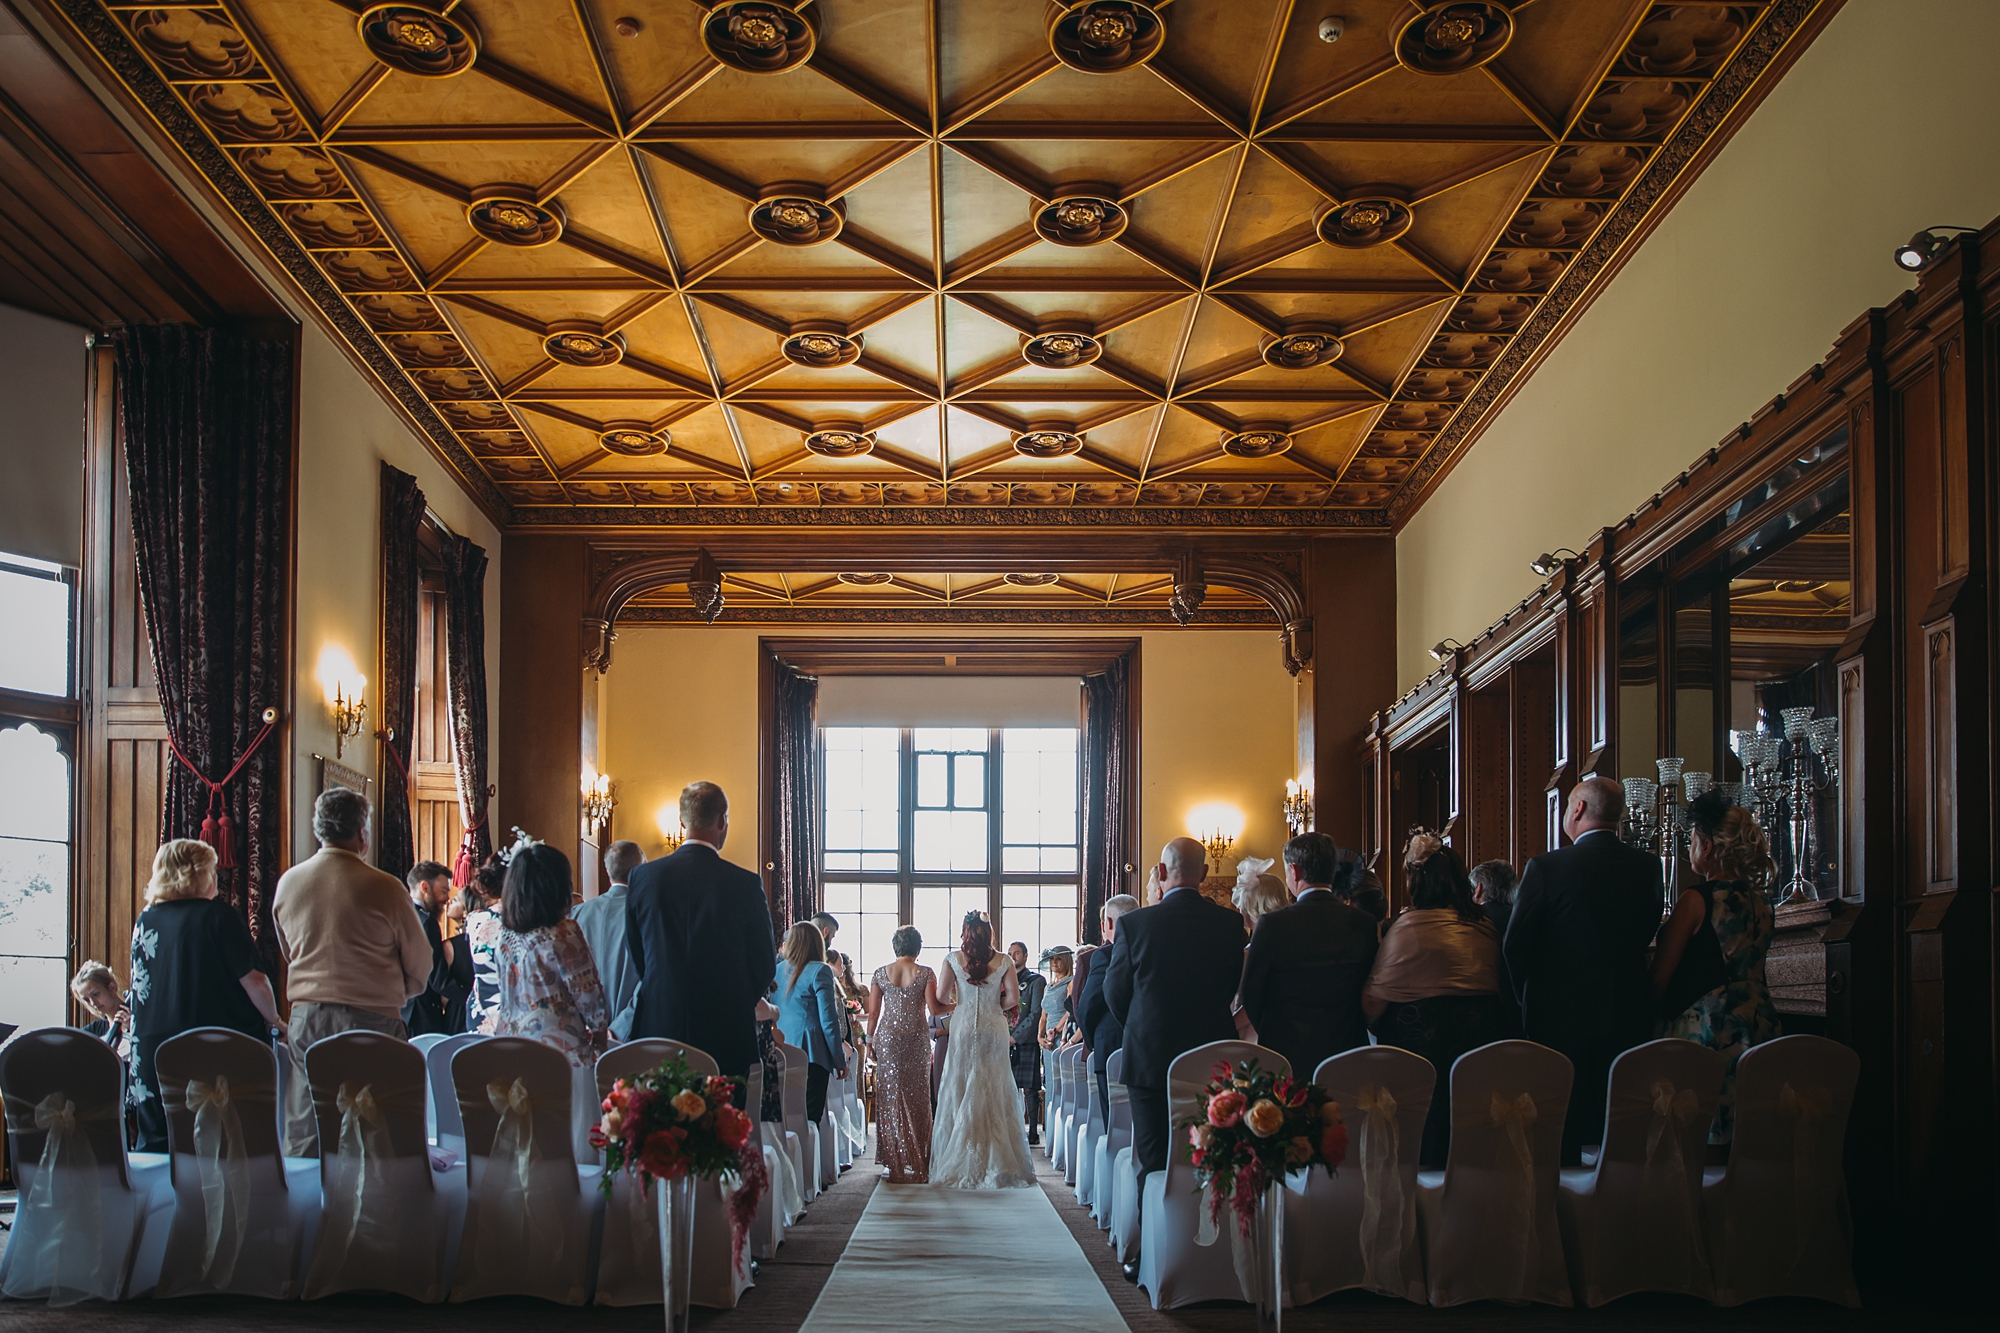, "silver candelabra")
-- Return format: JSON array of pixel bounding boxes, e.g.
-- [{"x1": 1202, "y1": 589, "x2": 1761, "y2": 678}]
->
[
  {"x1": 1620, "y1": 761, "x2": 1714, "y2": 916},
  {"x1": 1733, "y1": 710, "x2": 1840, "y2": 906}
]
